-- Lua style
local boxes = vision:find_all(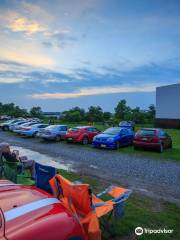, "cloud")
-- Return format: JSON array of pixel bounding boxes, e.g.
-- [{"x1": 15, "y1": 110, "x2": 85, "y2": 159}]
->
[
  {"x1": 8, "y1": 17, "x2": 46, "y2": 35},
  {"x1": 31, "y1": 84, "x2": 156, "y2": 99}
]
